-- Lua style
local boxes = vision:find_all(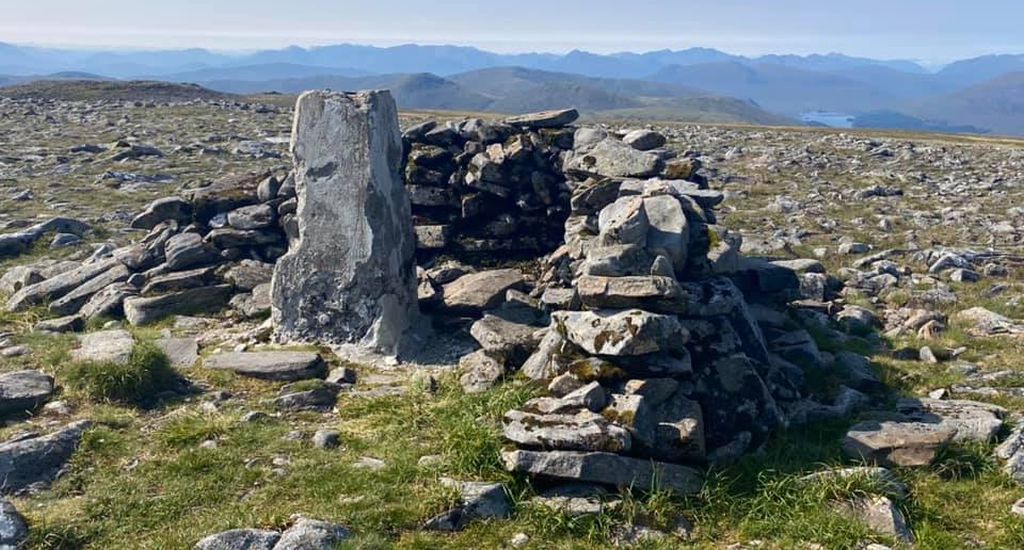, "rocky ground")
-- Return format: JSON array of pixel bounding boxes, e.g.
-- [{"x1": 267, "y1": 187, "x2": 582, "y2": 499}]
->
[{"x1": 2, "y1": 88, "x2": 1024, "y2": 549}]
